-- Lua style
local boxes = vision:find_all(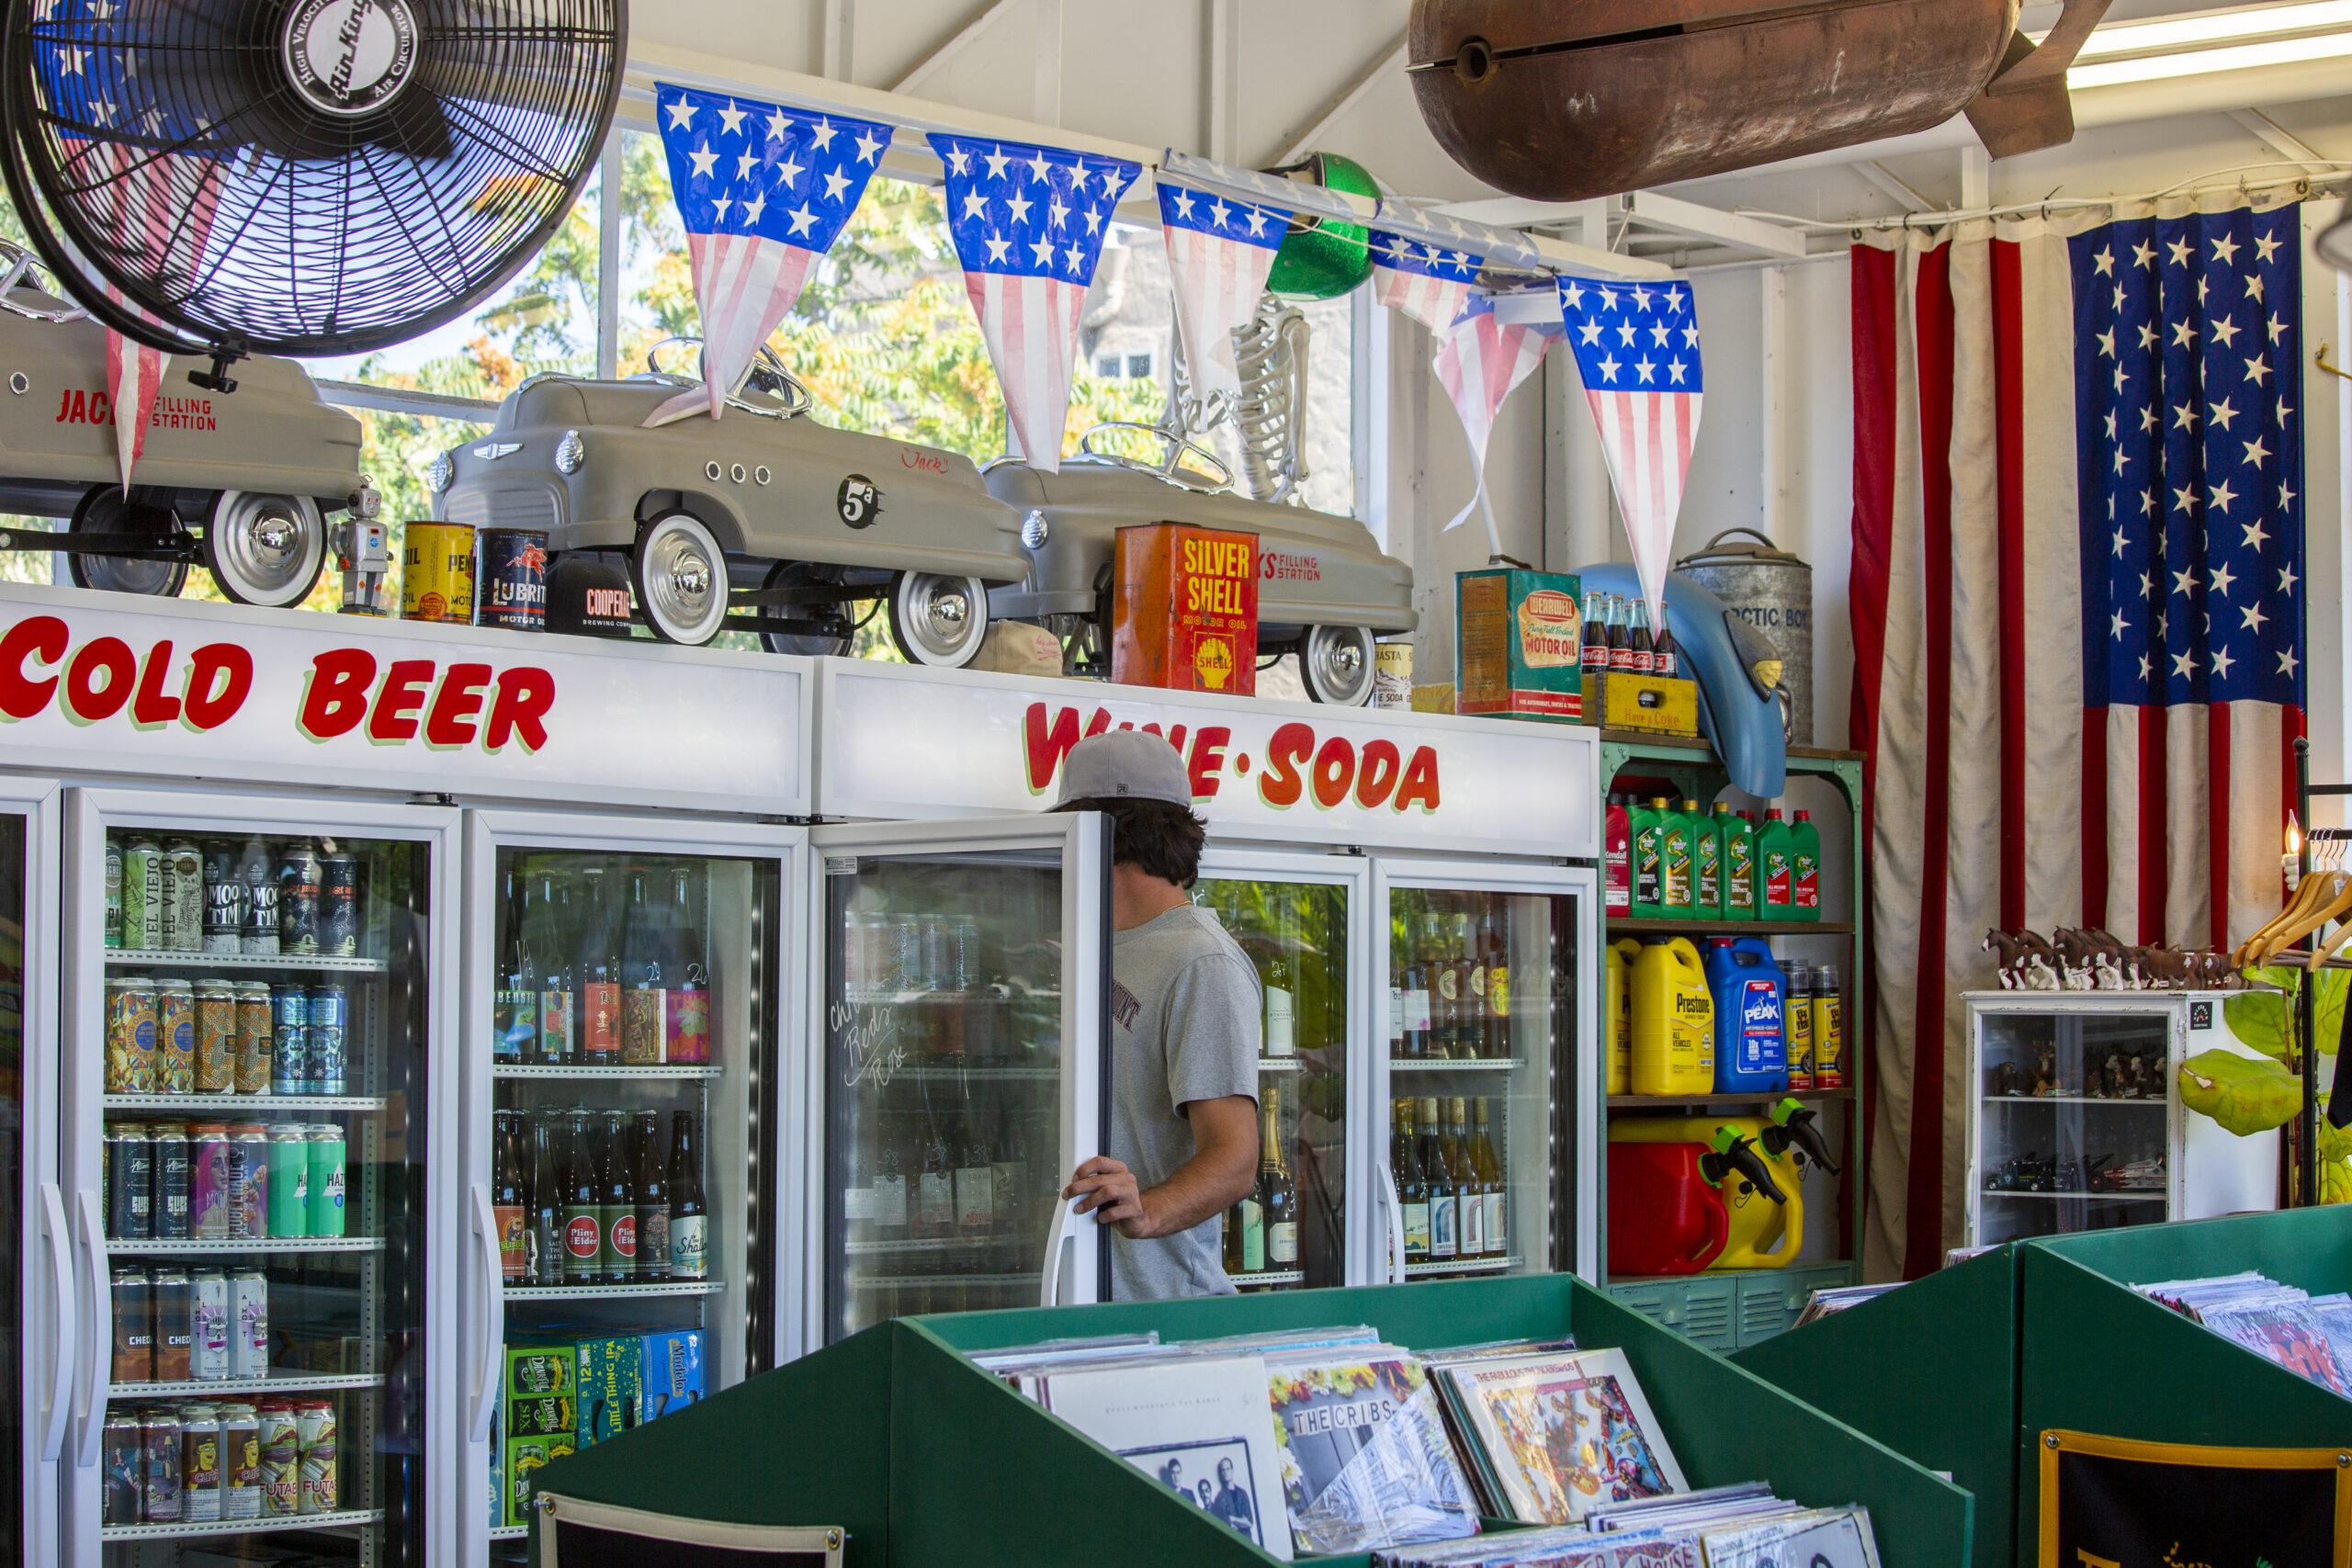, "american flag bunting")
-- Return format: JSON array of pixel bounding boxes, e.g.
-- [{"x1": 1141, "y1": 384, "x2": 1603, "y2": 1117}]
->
[
  {"x1": 1157, "y1": 179, "x2": 1290, "y2": 403},
  {"x1": 1434, "y1": 294, "x2": 1559, "y2": 555},
  {"x1": 1371, "y1": 231, "x2": 1482, "y2": 334}
]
